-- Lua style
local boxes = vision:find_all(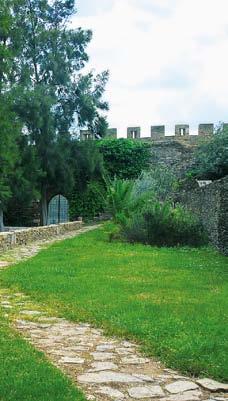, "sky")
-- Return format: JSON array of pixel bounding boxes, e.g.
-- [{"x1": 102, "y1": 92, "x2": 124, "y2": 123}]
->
[{"x1": 71, "y1": 0, "x2": 228, "y2": 137}]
